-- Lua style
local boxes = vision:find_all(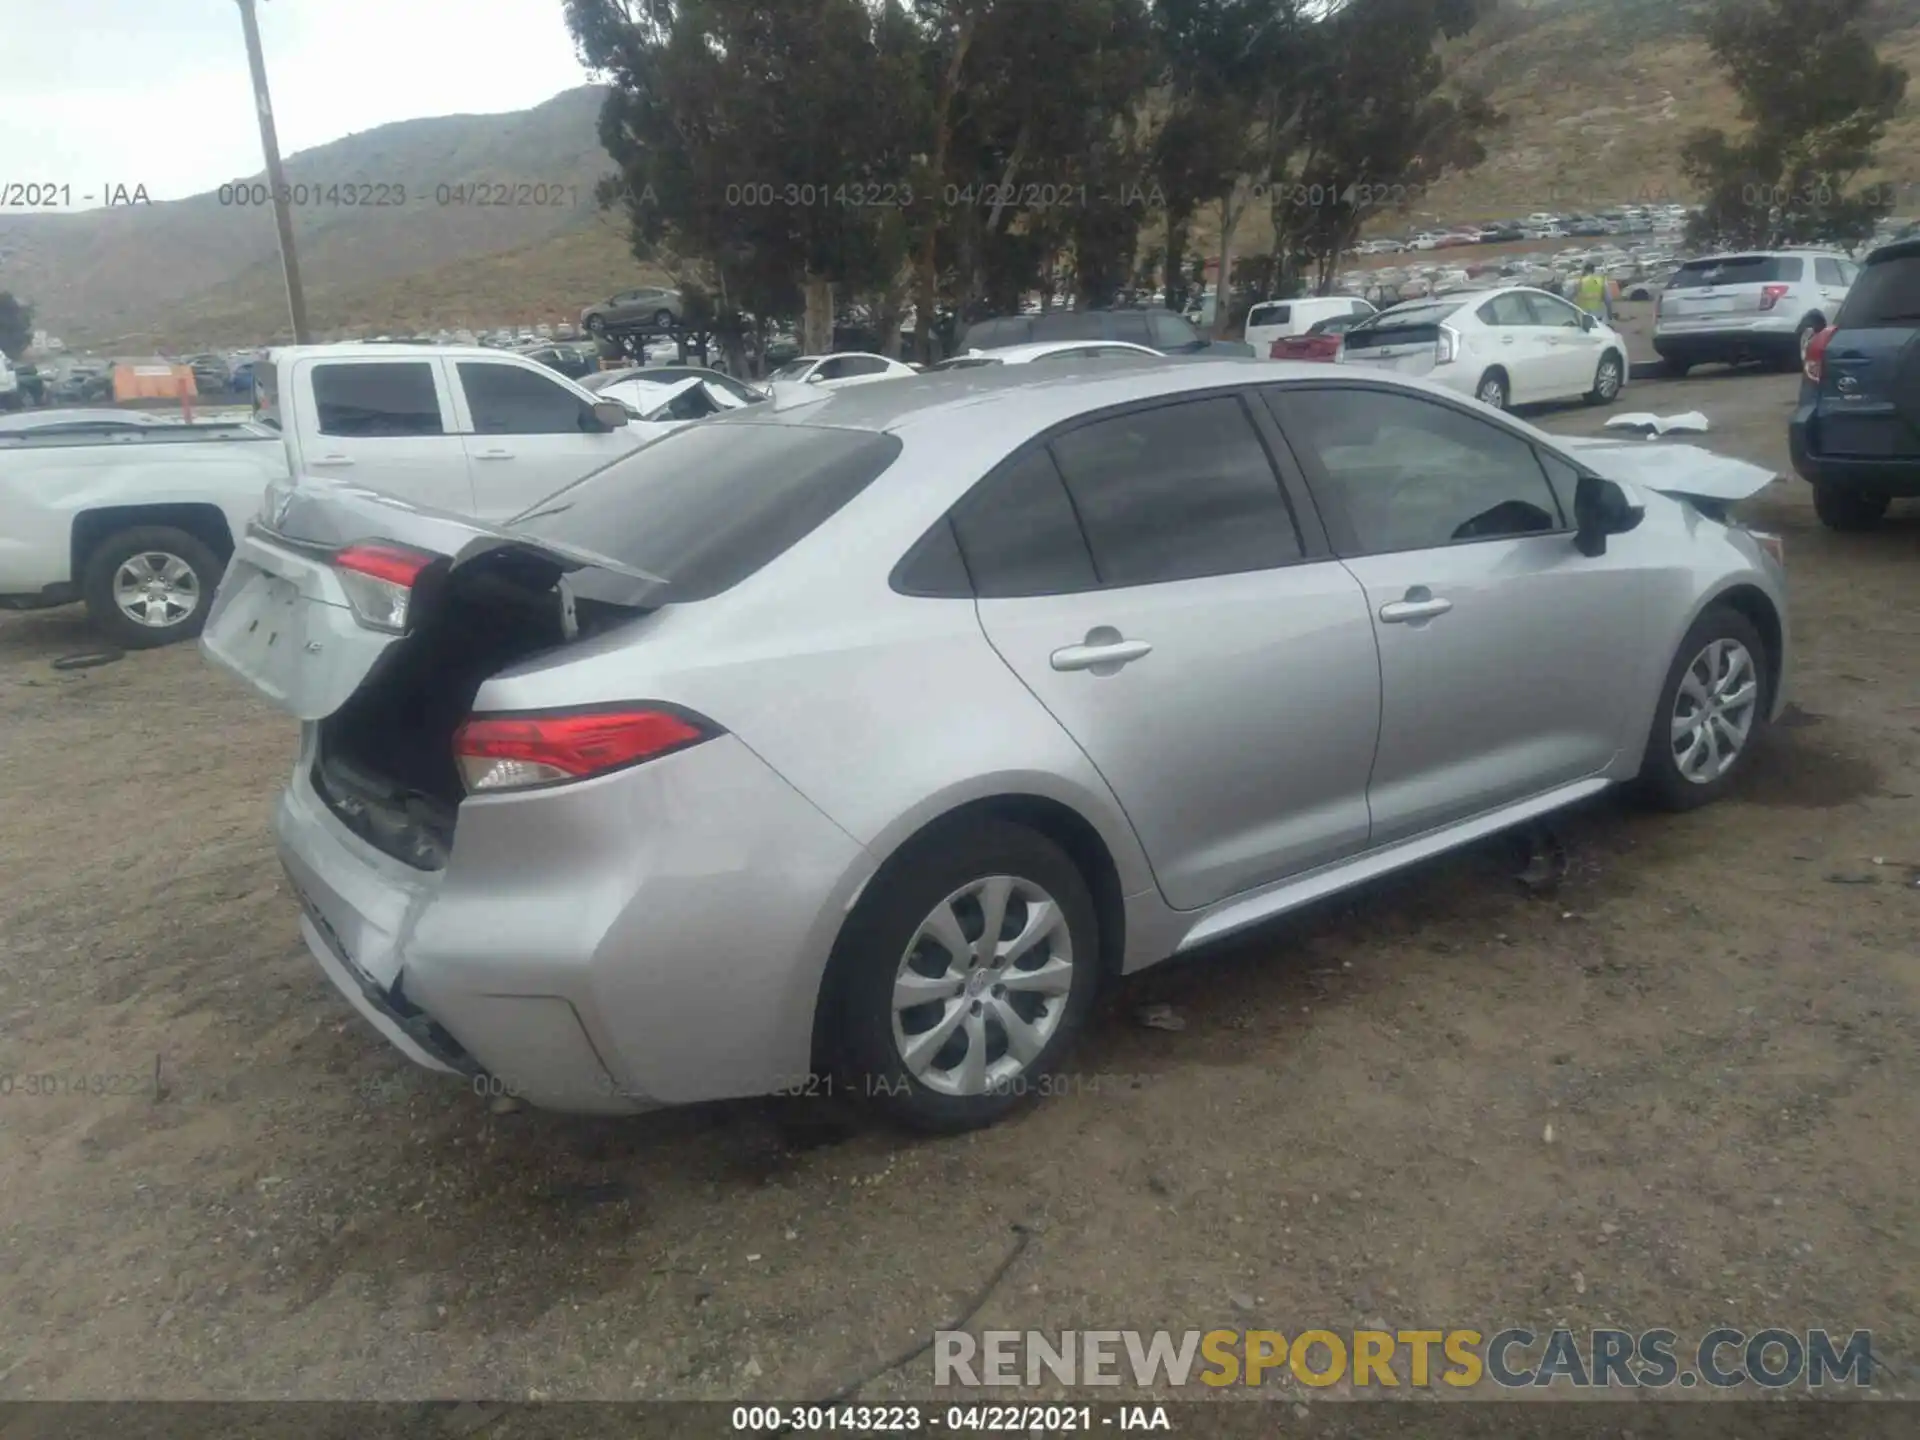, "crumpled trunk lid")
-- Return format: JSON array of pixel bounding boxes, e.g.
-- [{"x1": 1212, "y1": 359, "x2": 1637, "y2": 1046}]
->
[
  {"x1": 201, "y1": 476, "x2": 661, "y2": 722},
  {"x1": 1556, "y1": 437, "x2": 1777, "y2": 506}
]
